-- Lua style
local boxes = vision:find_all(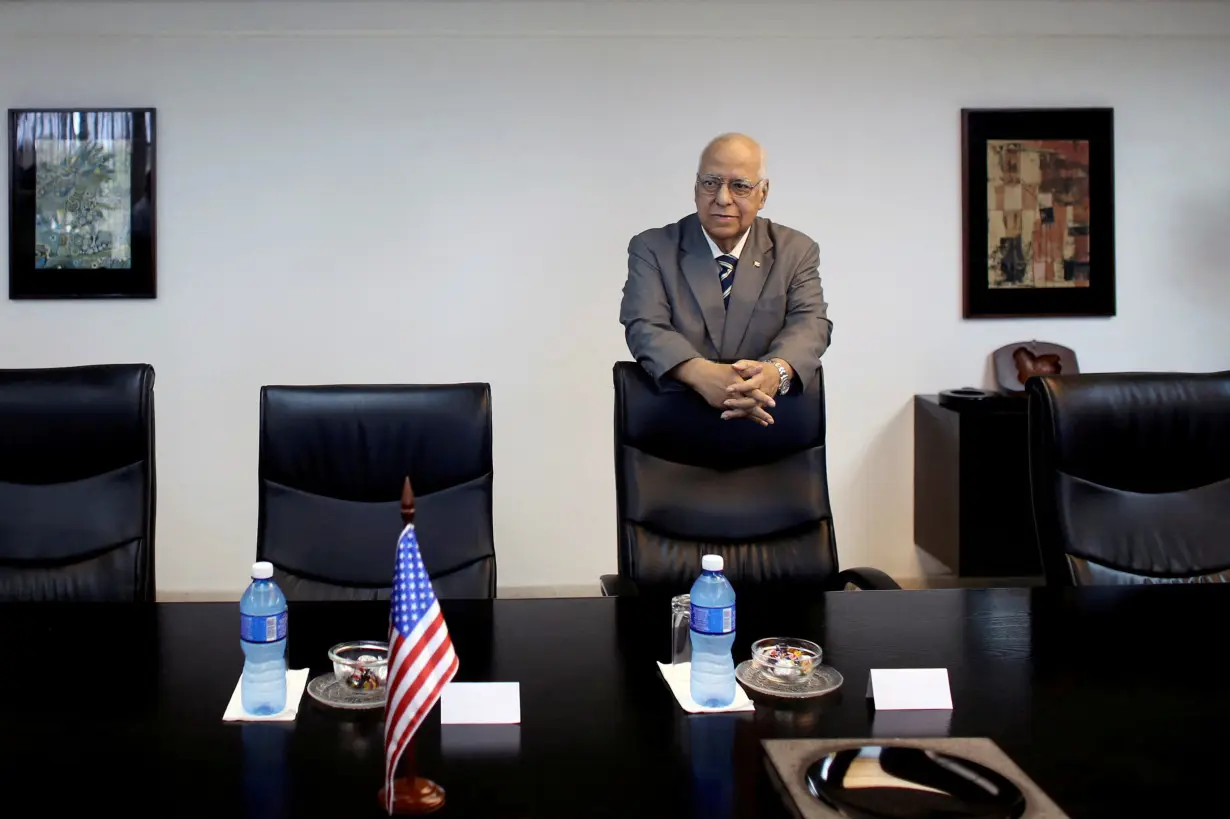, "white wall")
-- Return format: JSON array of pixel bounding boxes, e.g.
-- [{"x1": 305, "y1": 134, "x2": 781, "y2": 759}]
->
[{"x1": 2, "y1": 1, "x2": 1228, "y2": 594}]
